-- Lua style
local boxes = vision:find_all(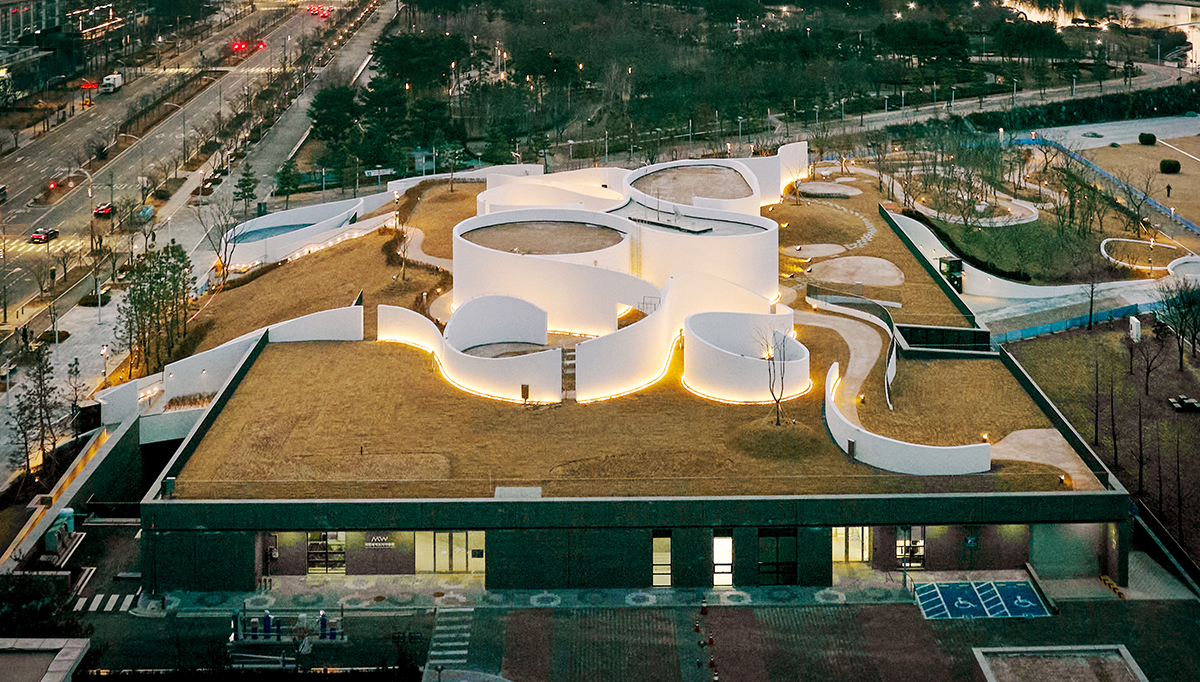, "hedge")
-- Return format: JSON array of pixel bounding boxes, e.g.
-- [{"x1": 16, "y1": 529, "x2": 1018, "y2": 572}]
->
[{"x1": 1160, "y1": 159, "x2": 1181, "y2": 174}]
